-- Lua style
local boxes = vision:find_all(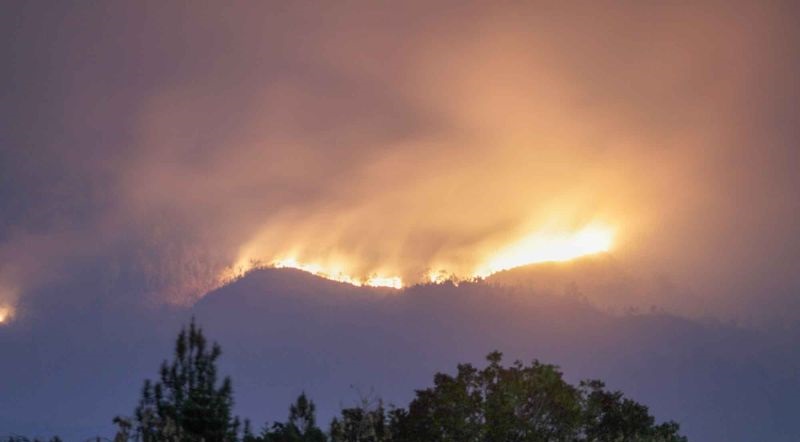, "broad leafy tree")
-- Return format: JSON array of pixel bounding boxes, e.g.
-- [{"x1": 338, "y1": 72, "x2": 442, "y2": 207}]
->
[
  {"x1": 580, "y1": 379, "x2": 685, "y2": 441},
  {"x1": 380, "y1": 352, "x2": 685, "y2": 442}
]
